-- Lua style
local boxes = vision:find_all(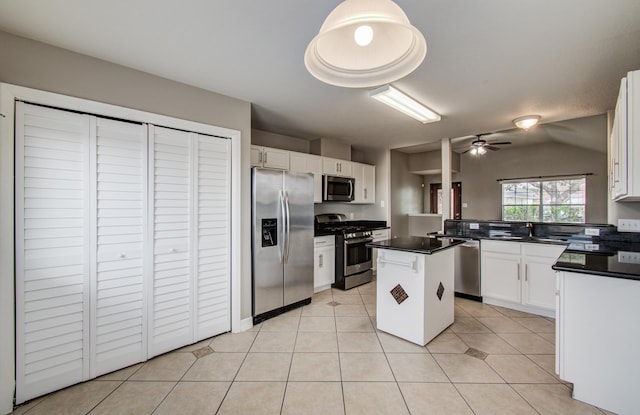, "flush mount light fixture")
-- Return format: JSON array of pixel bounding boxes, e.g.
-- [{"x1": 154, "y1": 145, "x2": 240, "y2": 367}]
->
[
  {"x1": 513, "y1": 115, "x2": 541, "y2": 130},
  {"x1": 370, "y1": 85, "x2": 441, "y2": 123},
  {"x1": 304, "y1": 0, "x2": 427, "y2": 88}
]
